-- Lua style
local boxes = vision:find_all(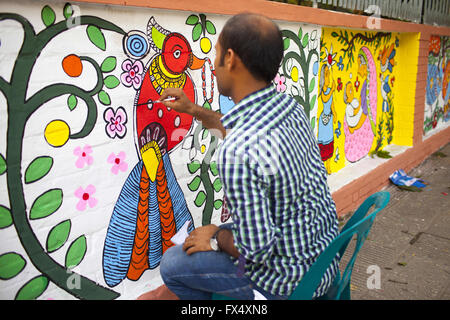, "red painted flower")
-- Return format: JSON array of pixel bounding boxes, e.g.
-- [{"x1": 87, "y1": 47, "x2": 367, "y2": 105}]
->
[{"x1": 337, "y1": 77, "x2": 343, "y2": 92}]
